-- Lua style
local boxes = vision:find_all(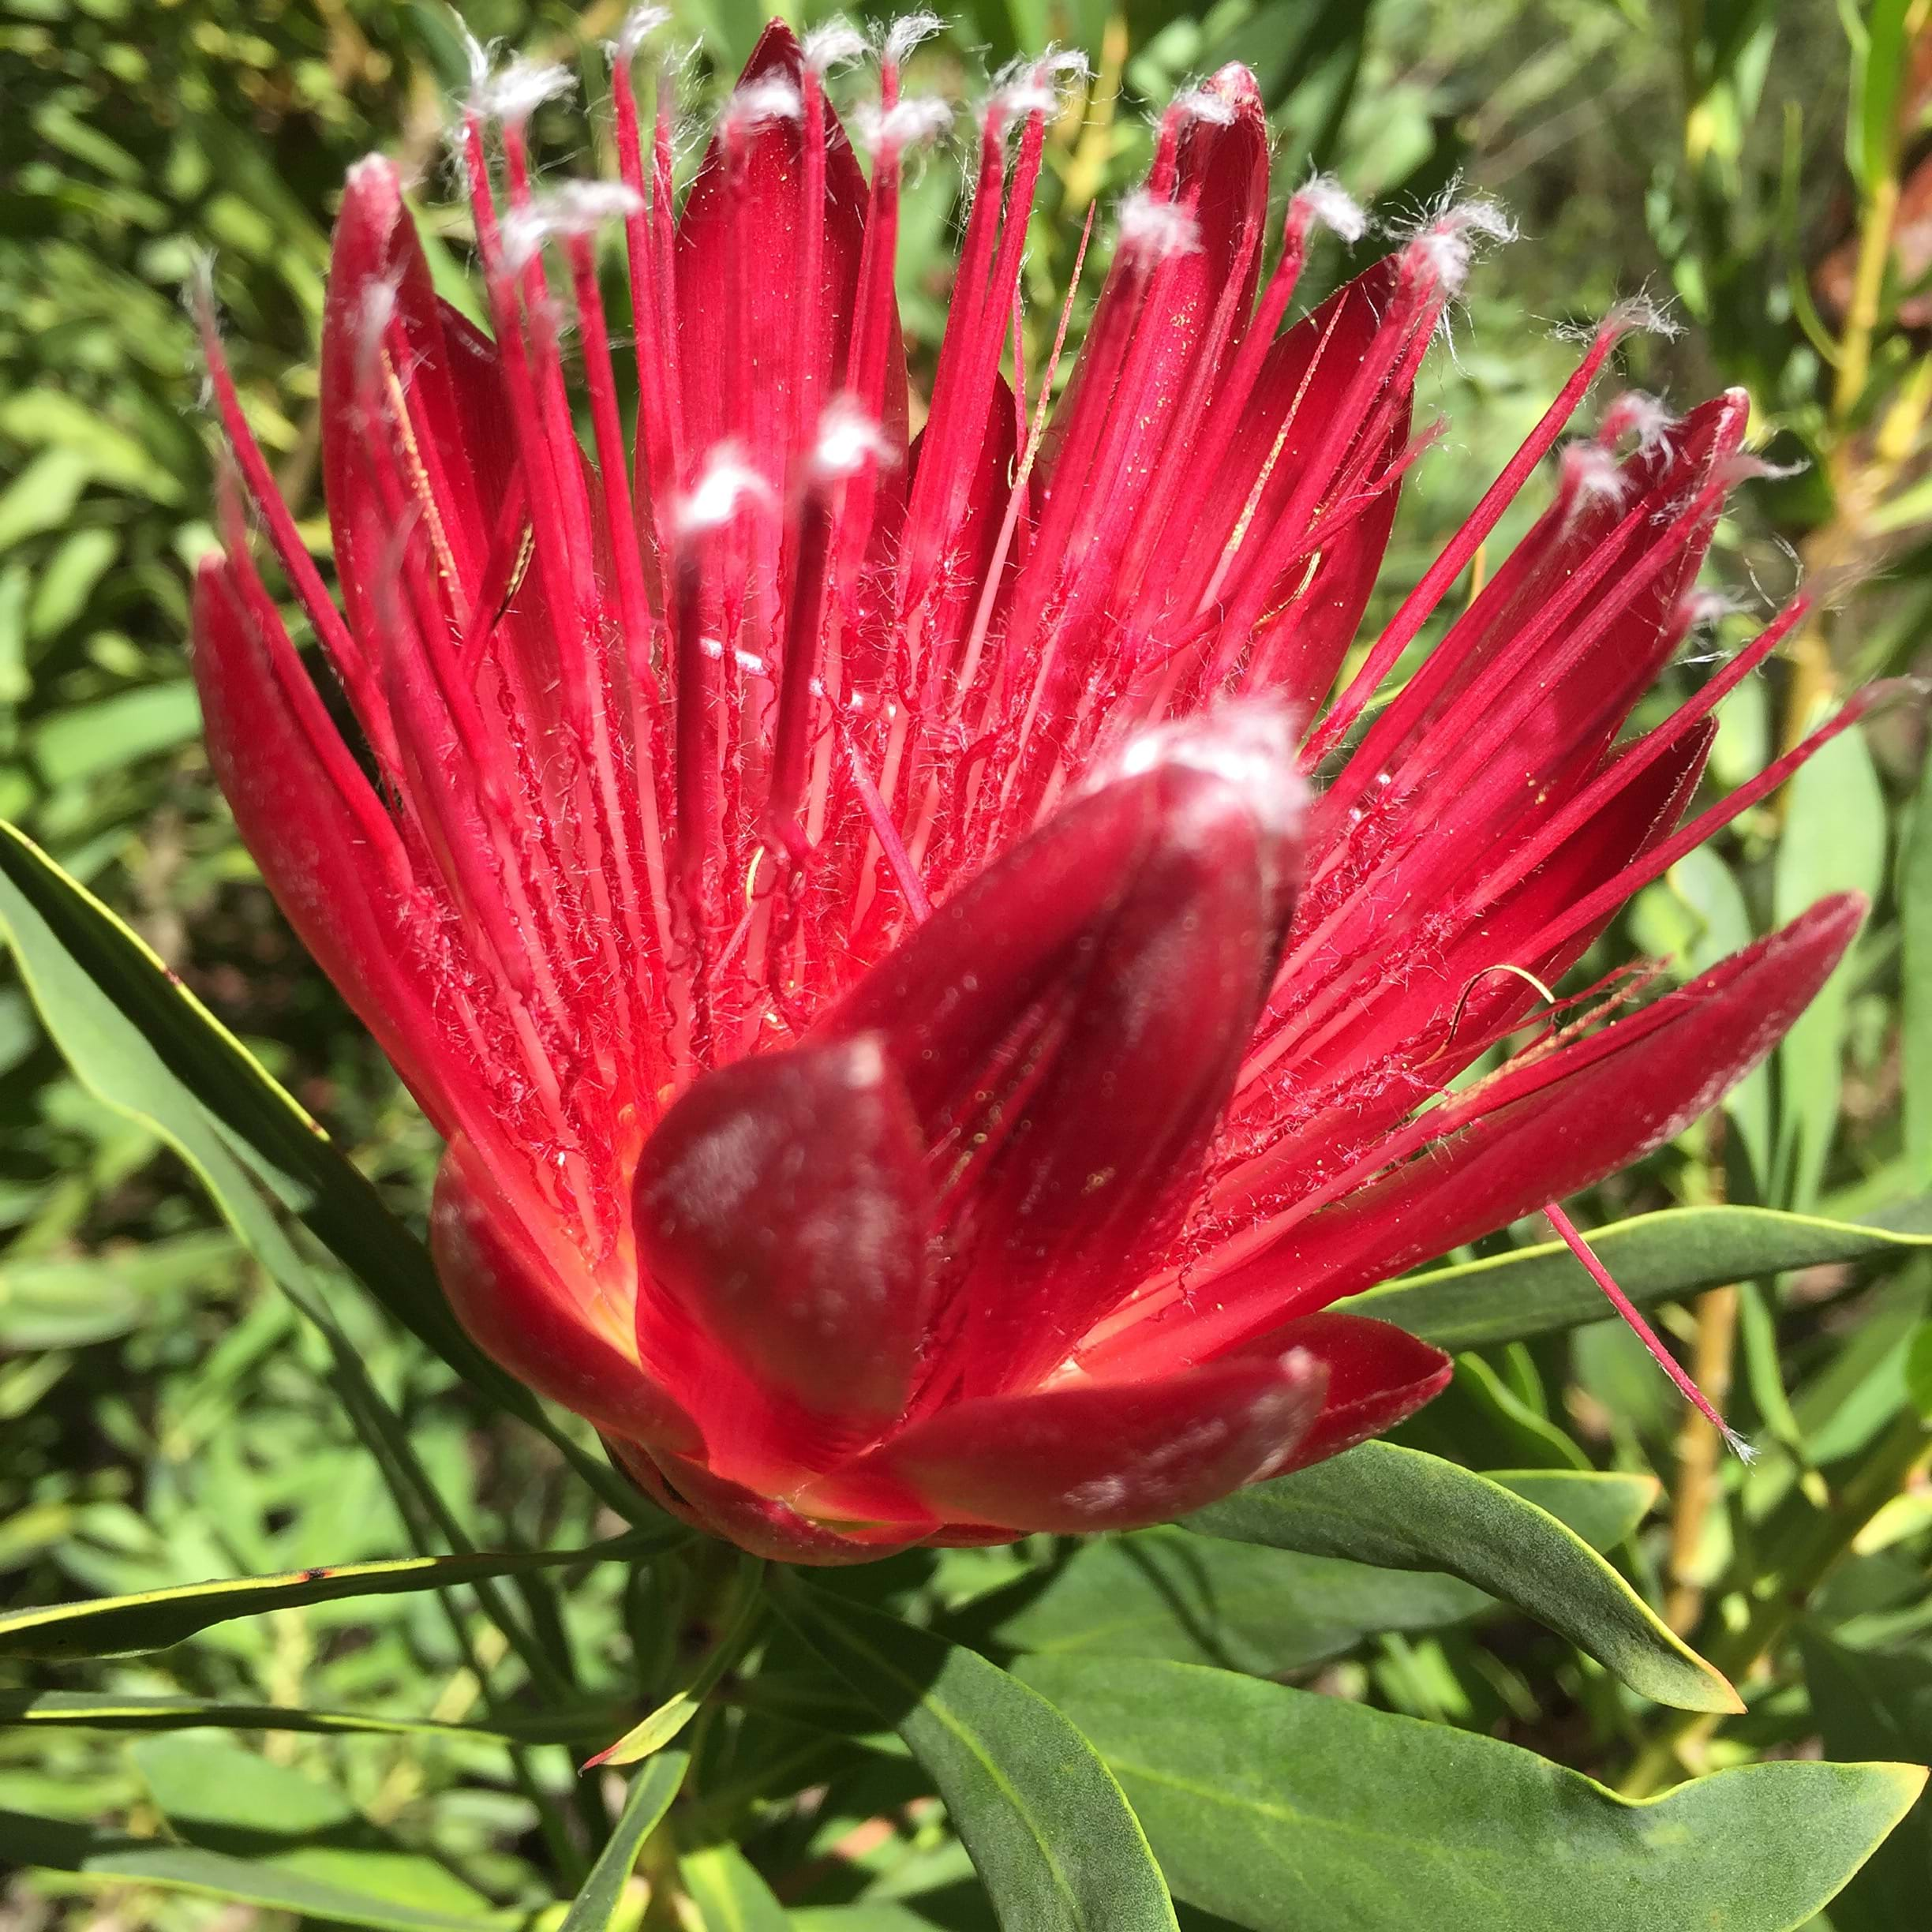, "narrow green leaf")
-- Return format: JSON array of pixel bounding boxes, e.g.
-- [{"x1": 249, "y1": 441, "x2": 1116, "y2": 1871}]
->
[
  {"x1": 0, "y1": 1808, "x2": 511, "y2": 1932},
  {"x1": 977, "y1": 1474, "x2": 1648, "y2": 1676},
  {"x1": 560, "y1": 1753, "x2": 688, "y2": 1932},
  {"x1": 1338, "y1": 1200, "x2": 1932, "y2": 1348},
  {"x1": 1185, "y1": 1442, "x2": 1737, "y2": 1713},
  {"x1": 1021, "y1": 1657, "x2": 1927, "y2": 1932},
  {"x1": 591, "y1": 1558, "x2": 766, "y2": 1767},
  {"x1": 980, "y1": 1529, "x2": 1490, "y2": 1674},
  {"x1": 777, "y1": 1583, "x2": 1178, "y2": 1932},
  {"x1": 1773, "y1": 724, "x2": 1885, "y2": 1209},
  {"x1": 0, "y1": 1689, "x2": 610, "y2": 1743},
  {"x1": 0, "y1": 1532, "x2": 667, "y2": 1660},
  {"x1": 681, "y1": 1844, "x2": 790, "y2": 1932},
  {"x1": 1487, "y1": 1469, "x2": 1657, "y2": 1549},
  {"x1": 1798, "y1": 1629, "x2": 1932, "y2": 1932},
  {"x1": 0, "y1": 818, "x2": 643, "y2": 1518},
  {"x1": 1903, "y1": 743, "x2": 1932, "y2": 1181}
]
